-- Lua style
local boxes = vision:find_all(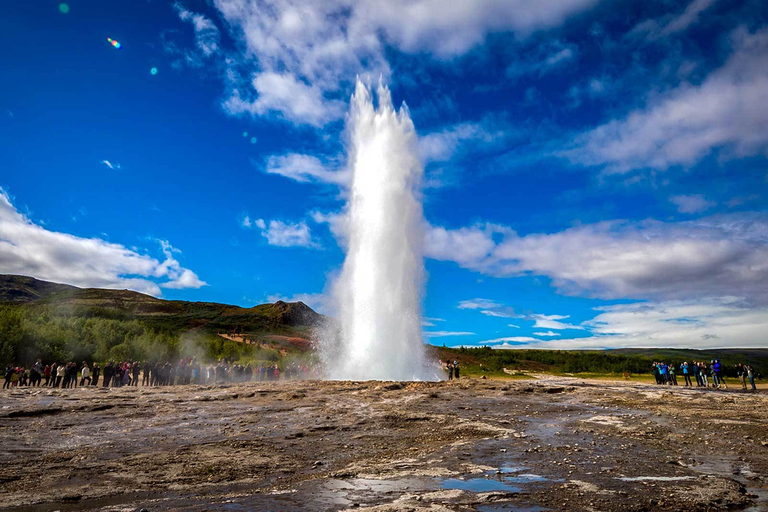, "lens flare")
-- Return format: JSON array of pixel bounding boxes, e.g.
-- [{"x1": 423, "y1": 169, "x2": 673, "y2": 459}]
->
[
  {"x1": 242, "y1": 131, "x2": 248, "y2": 138},
  {"x1": 107, "y1": 38, "x2": 122, "y2": 49},
  {"x1": 59, "y1": 3, "x2": 70, "y2": 13},
  {"x1": 250, "y1": 137, "x2": 257, "y2": 144},
  {"x1": 150, "y1": 67, "x2": 158, "y2": 75}
]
